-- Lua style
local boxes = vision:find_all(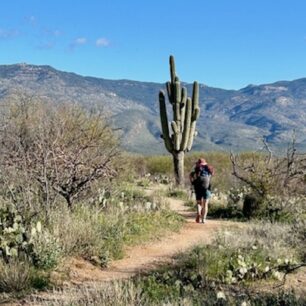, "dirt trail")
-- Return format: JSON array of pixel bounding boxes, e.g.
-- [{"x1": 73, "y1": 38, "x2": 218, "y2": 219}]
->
[
  {"x1": 9, "y1": 186, "x2": 305, "y2": 305},
  {"x1": 62, "y1": 188, "x2": 242, "y2": 284},
  {"x1": 15, "y1": 187, "x2": 242, "y2": 305}
]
